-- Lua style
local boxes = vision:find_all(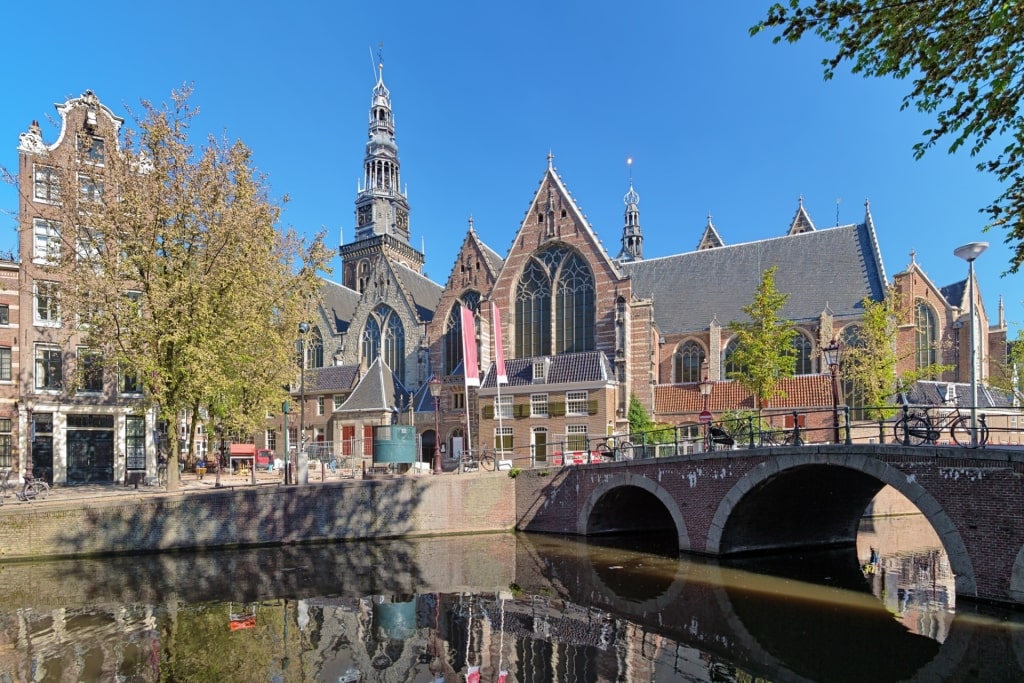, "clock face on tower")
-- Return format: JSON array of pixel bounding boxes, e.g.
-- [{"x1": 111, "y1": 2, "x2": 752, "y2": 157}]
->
[
  {"x1": 396, "y1": 209, "x2": 409, "y2": 230},
  {"x1": 357, "y1": 205, "x2": 372, "y2": 226}
]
